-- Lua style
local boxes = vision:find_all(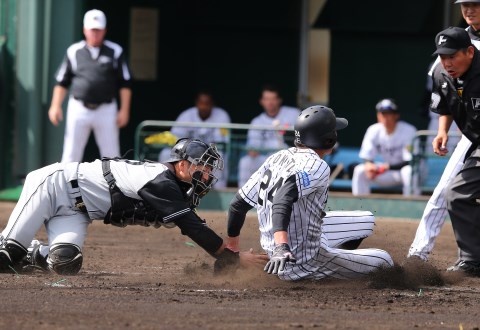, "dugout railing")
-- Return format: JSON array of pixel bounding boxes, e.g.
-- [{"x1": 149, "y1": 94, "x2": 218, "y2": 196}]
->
[
  {"x1": 134, "y1": 120, "x2": 296, "y2": 187},
  {"x1": 134, "y1": 121, "x2": 458, "y2": 193},
  {"x1": 410, "y1": 130, "x2": 462, "y2": 195}
]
